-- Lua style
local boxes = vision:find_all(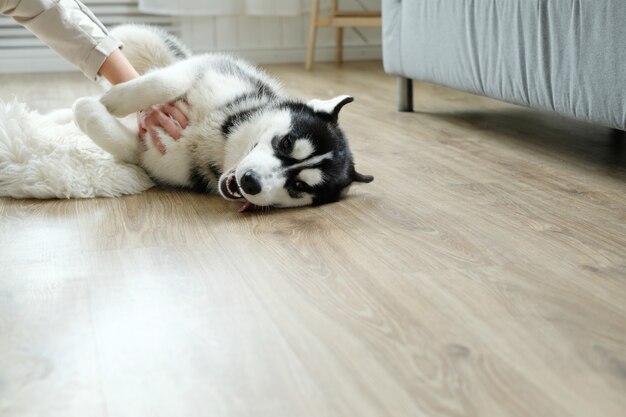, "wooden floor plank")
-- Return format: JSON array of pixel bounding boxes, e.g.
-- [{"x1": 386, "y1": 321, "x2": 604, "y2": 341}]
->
[{"x1": 1, "y1": 62, "x2": 625, "y2": 417}]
